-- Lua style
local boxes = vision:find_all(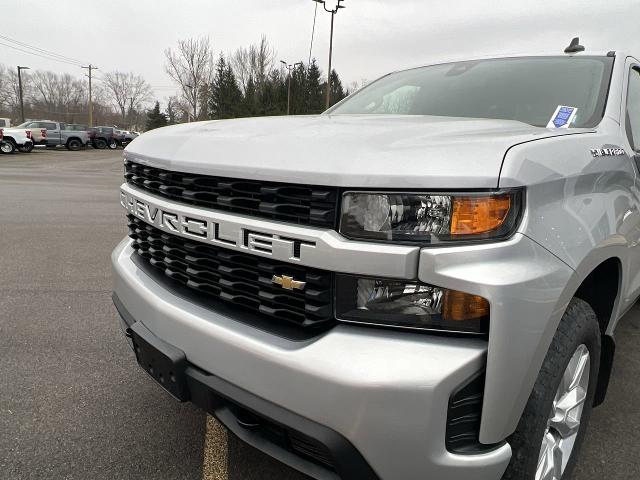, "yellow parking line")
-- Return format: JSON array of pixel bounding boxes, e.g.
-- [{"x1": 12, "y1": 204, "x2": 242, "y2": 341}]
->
[{"x1": 203, "y1": 415, "x2": 228, "y2": 480}]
